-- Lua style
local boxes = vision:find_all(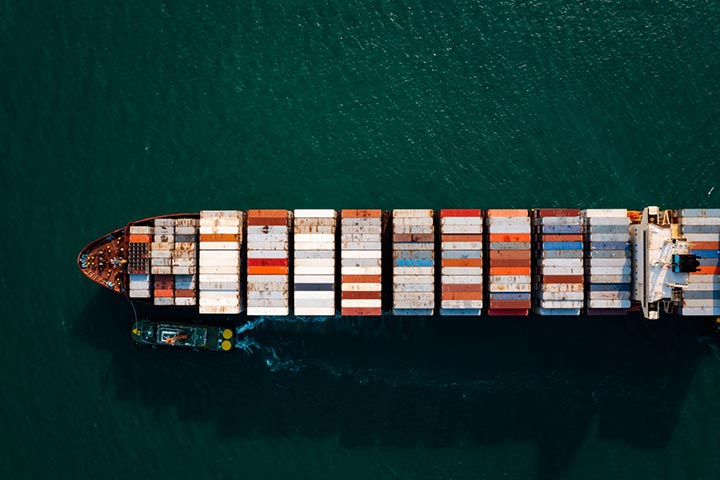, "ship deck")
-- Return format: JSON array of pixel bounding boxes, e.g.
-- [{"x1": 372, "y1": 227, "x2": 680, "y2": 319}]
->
[{"x1": 77, "y1": 227, "x2": 128, "y2": 294}]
